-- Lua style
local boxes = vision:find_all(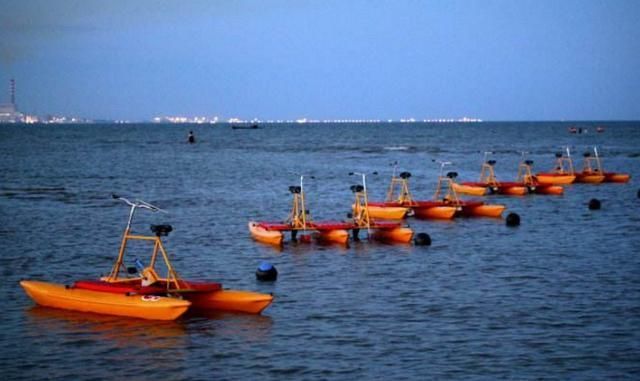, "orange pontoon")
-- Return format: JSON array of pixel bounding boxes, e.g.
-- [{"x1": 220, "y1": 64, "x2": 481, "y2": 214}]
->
[
  {"x1": 536, "y1": 148, "x2": 577, "y2": 185},
  {"x1": 357, "y1": 203, "x2": 409, "y2": 220},
  {"x1": 21, "y1": 280, "x2": 191, "y2": 321},
  {"x1": 451, "y1": 182, "x2": 487, "y2": 196},
  {"x1": 604, "y1": 173, "x2": 630, "y2": 183}
]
